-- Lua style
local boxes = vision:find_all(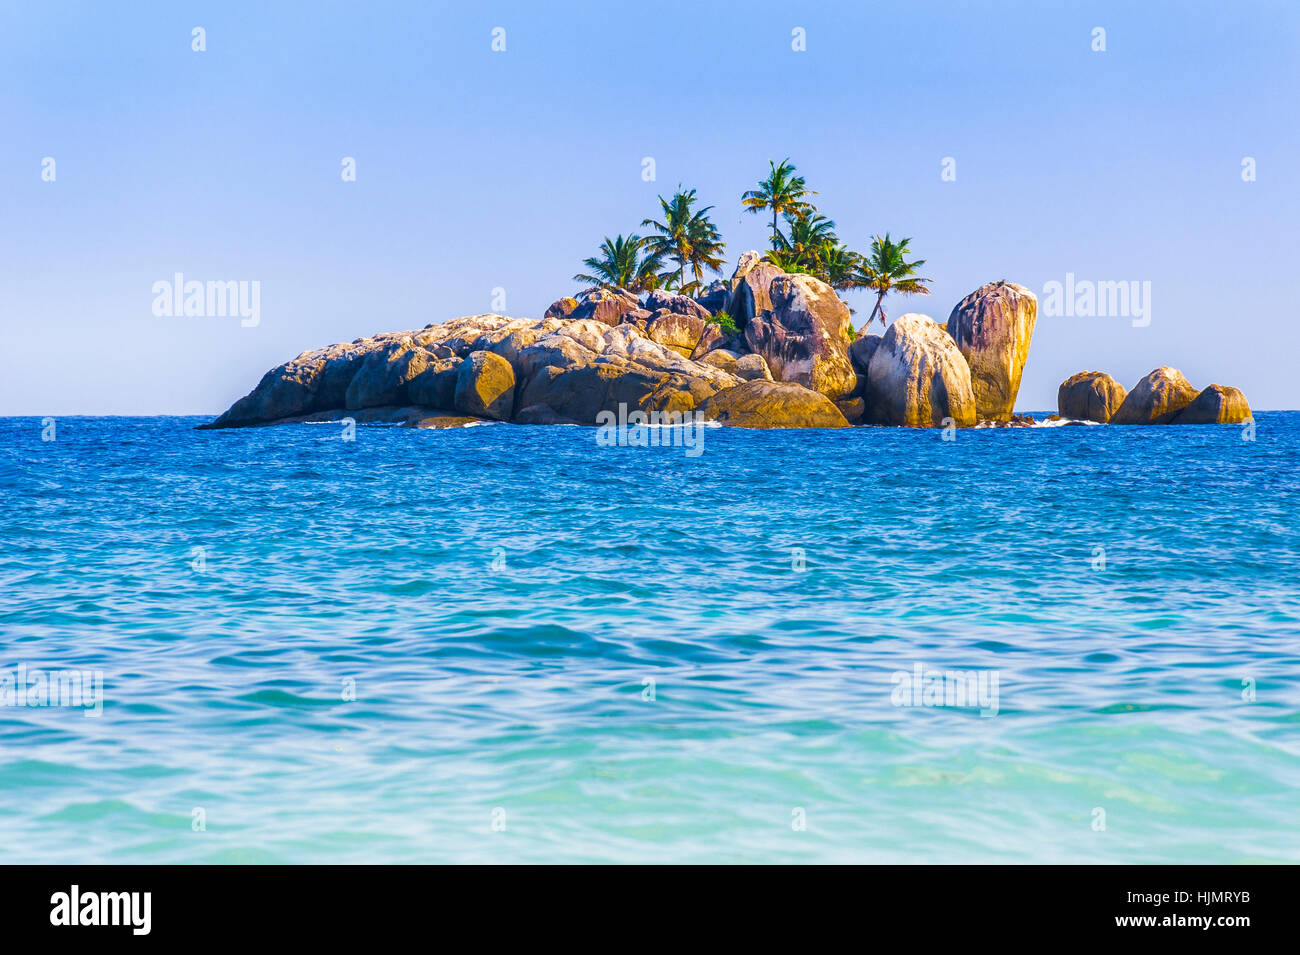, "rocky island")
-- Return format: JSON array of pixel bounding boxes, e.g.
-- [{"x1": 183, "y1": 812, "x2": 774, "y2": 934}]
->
[{"x1": 205, "y1": 250, "x2": 1250, "y2": 432}]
